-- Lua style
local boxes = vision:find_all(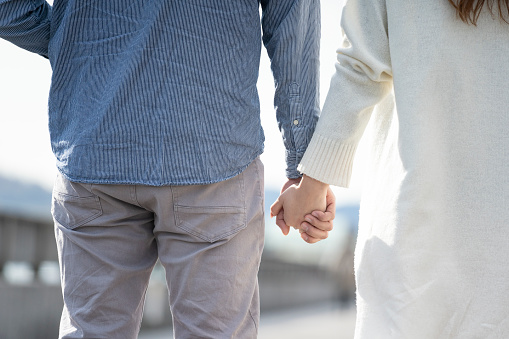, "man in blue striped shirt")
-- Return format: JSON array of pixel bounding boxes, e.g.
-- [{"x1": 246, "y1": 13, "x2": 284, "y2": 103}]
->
[{"x1": 1, "y1": 0, "x2": 334, "y2": 337}]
